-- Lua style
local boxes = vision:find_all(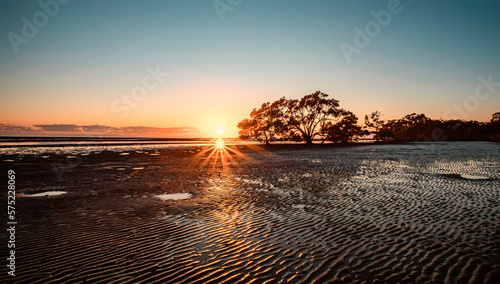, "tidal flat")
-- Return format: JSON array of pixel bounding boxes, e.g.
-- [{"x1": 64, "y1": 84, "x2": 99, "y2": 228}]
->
[{"x1": 1, "y1": 141, "x2": 499, "y2": 283}]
